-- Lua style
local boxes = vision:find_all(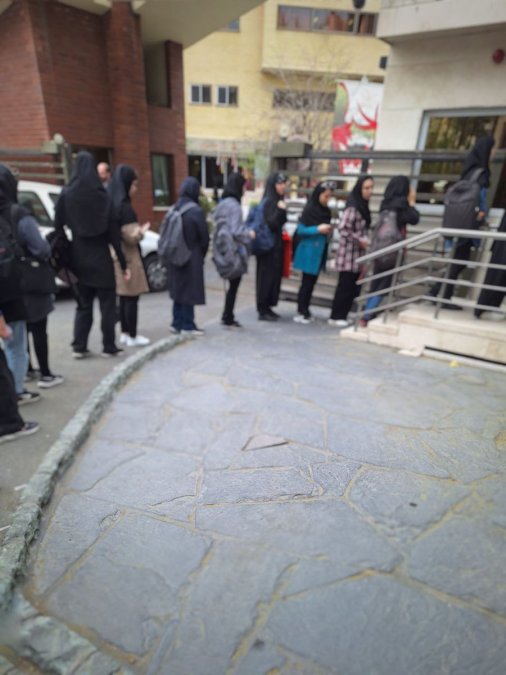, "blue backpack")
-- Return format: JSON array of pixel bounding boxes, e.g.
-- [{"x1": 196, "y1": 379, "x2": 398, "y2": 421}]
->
[{"x1": 246, "y1": 200, "x2": 274, "y2": 256}]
